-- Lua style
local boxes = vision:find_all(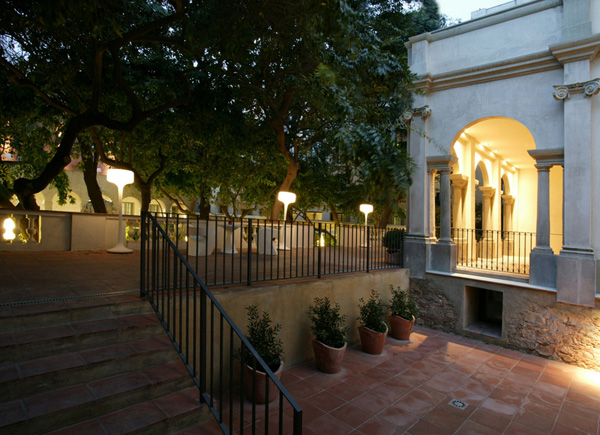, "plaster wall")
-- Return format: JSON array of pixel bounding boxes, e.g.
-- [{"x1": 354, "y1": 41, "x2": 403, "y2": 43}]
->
[
  {"x1": 591, "y1": 57, "x2": 600, "y2": 258},
  {"x1": 594, "y1": 0, "x2": 600, "y2": 34},
  {"x1": 514, "y1": 167, "x2": 537, "y2": 234},
  {"x1": 549, "y1": 166, "x2": 563, "y2": 254},
  {"x1": 423, "y1": 70, "x2": 564, "y2": 155},
  {"x1": 214, "y1": 269, "x2": 410, "y2": 367},
  {"x1": 424, "y1": 7, "x2": 562, "y2": 76}
]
